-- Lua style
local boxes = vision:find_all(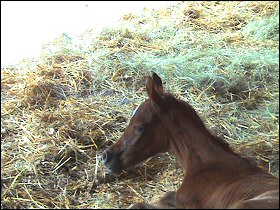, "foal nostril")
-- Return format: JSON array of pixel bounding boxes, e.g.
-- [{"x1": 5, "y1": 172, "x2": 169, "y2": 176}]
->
[{"x1": 102, "y1": 151, "x2": 108, "y2": 164}]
